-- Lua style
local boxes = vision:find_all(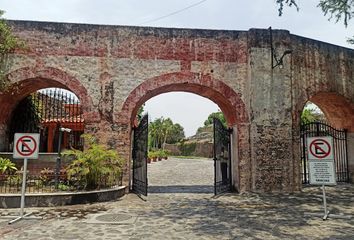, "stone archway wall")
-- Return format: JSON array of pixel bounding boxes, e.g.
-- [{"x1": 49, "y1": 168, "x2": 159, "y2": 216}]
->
[
  {"x1": 3, "y1": 20, "x2": 354, "y2": 192},
  {"x1": 118, "y1": 72, "x2": 251, "y2": 192}
]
